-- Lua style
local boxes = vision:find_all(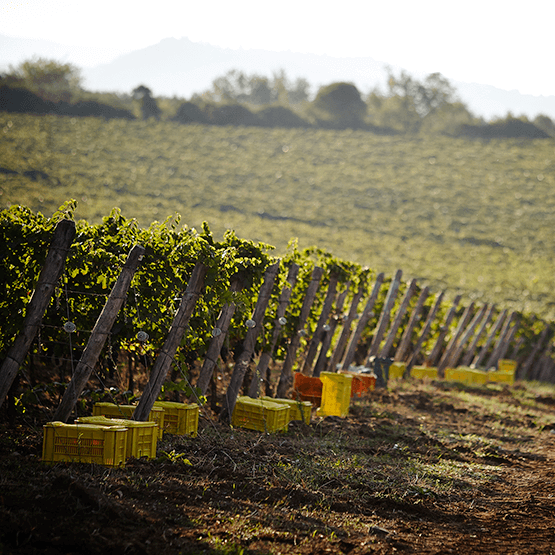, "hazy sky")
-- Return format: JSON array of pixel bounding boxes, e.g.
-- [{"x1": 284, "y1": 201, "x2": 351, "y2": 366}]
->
[{"x1": 1, "y1": 0, "x2": 553, "y2": 97}]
